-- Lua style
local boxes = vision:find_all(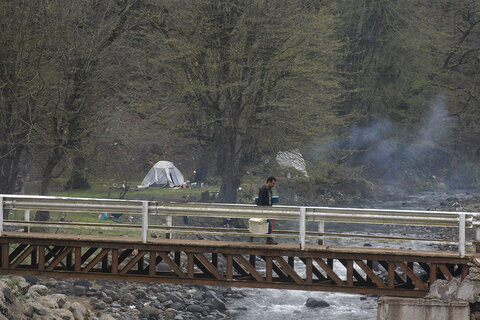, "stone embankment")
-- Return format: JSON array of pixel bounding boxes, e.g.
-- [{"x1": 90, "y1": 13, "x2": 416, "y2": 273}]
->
[
  {"x1": 0, "y1": 275, "x2": 248, "y2": 320},
  {"x1": 378, "y1": 194, "x2": 480, "y2": 320},
  {"x1": 378, "y1": 258, "x2": 480, "y2": 320}
]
